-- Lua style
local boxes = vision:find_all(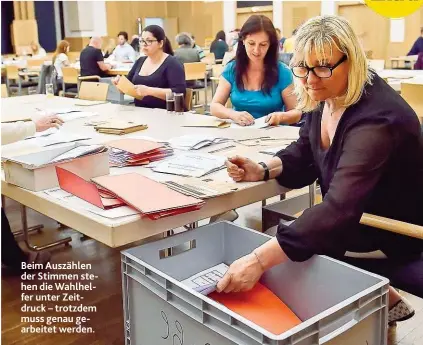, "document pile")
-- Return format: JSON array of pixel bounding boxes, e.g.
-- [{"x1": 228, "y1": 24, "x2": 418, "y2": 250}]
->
[
  {"x1": 91, "y1": 173, "x2": 205, "y2": 220},
  {"x1": 164, "y1": 177, "x2": 237, "y2": 199},
  {"x1": 94, "y1": 120, "x2": 148, "y2": 135},
  {"x1": 168, "y1": 134, "x2": 230, "y2": 150},
  {"x1": 152, "y1": 152, "x2": 226, "y2": 177},
  {"x1": 26, "y1": 132, "x2": 92, "y2": 147},
  {"x1": 107, "y1": 138, "x2": 173, "y2": 167},
  {"x1": 181, "y1": 116, "x2": 230, "y2": 129}
]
